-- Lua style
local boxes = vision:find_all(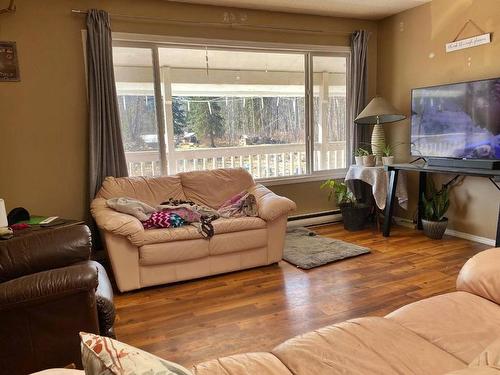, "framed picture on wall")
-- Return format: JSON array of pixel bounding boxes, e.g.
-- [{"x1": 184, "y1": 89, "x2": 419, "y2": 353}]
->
[{"x1": 0, "y1": 41, "x2": 20, "y2": 81}]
